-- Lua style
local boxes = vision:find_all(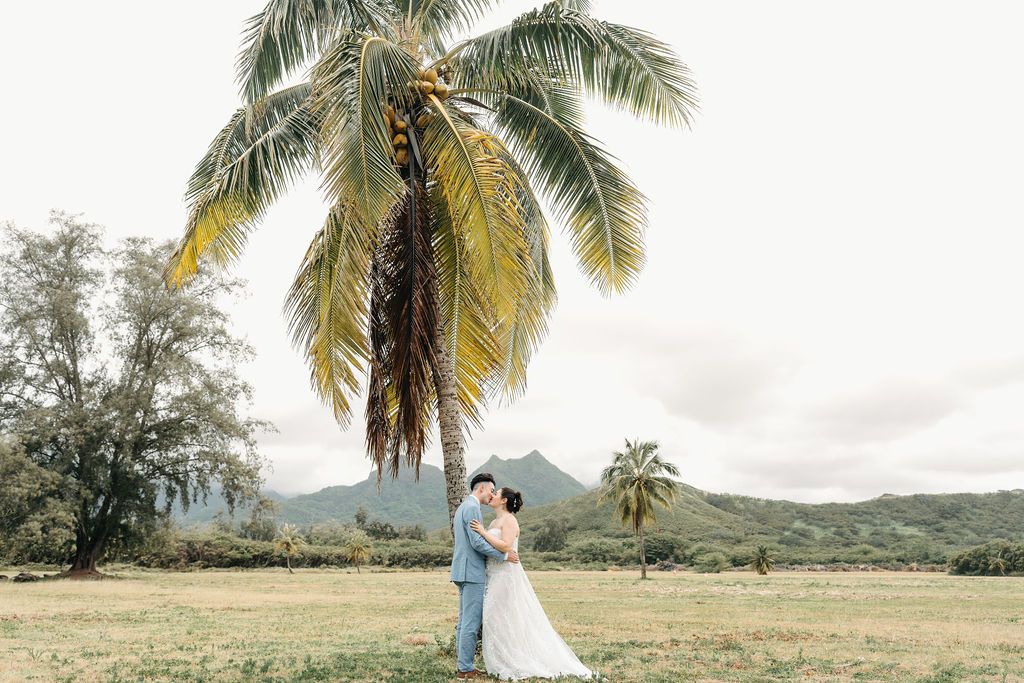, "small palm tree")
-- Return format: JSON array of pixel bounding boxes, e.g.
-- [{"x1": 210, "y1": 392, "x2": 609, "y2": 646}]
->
[
  {"x1": 751, "y1": 545, "x2": 775, "y2": 575},
  {"x1": 989, "y1": 557, "x2": 1007, "y2": 576},
  {"x1": 599, "y1": 439, "x2": 680, "y2": 579},
  {"x1": 343, "y1": 532, "x2": 372, "y2": 573},
  {"x1": 274, "y1": 523, "x2": 306, "y2": 573}
]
